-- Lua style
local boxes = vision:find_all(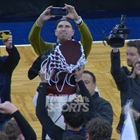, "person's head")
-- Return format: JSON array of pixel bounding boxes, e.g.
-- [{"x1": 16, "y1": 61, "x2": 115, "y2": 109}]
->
[
  {"x1": 0, "y1": 131, "x2": 9, "y2": 140},
  {"x1": 3, "y1": 119, "x2": 24, "y2": 140},
  {"x1": 130, "y1": 56, "x2": 140, "y2": 78},
  {"x1": 134, "y1": 57, "x2": 140, "y2": 77},
  {"x1": 82, "y1": 70, "x2": 96, "y2": 96},
  {"x1": 62, "y1": 97, "x2": 88, "y2": 129},
  {"x1": 126, "y1": 40, "x2": 140, "y2": 67},
  {"x1": 85, "y1": 118, "x2": 112, "y2": 140},
  {"x1": 55, "y1": 17, "x2": 75, "y2": 43}
]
